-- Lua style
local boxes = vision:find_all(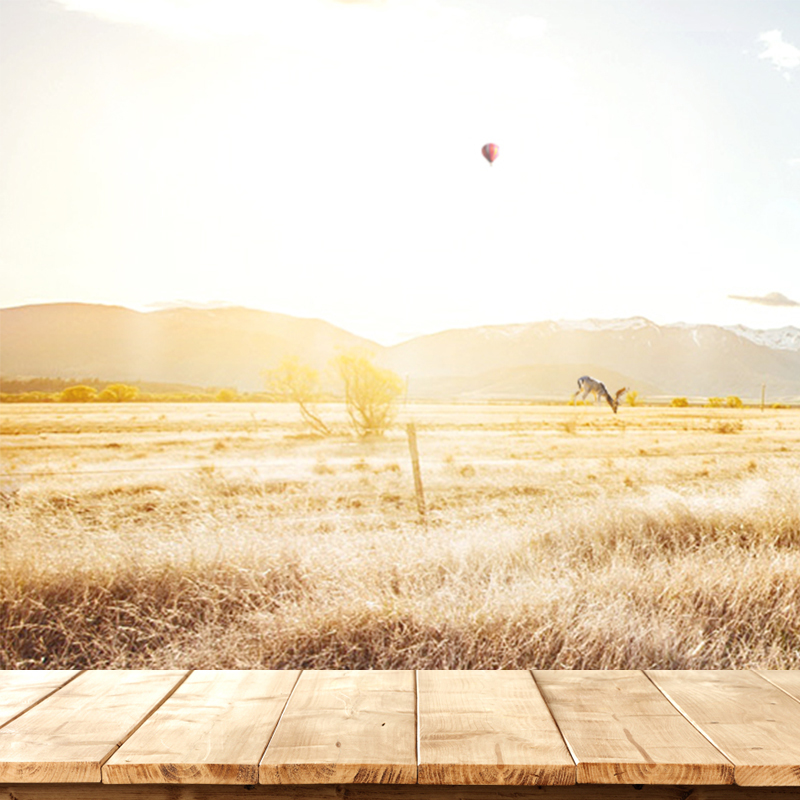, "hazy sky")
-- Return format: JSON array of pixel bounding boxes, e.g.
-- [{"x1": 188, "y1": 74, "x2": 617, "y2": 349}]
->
[{"x1": 2, "y1": 0, "x2": 799, "y2": 343}]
